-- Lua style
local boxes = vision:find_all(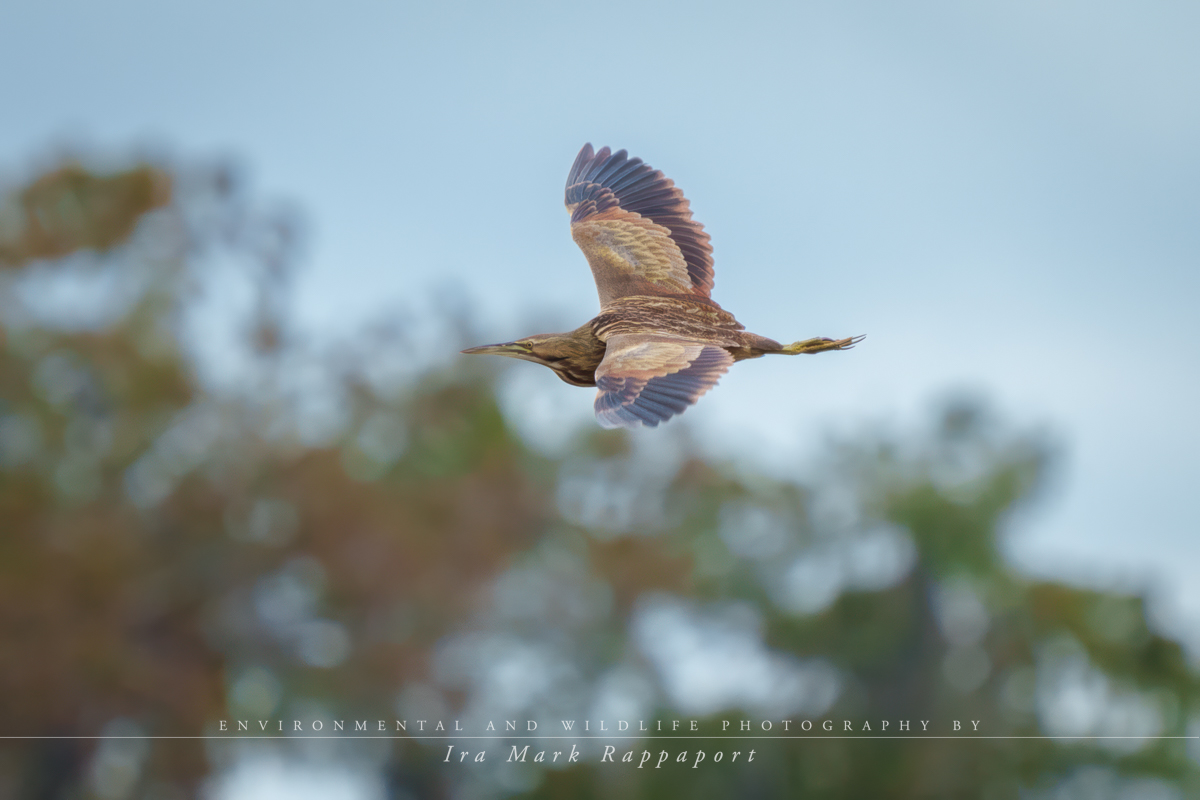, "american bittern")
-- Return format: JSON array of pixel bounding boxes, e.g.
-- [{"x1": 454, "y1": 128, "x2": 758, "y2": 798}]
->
[{"x1": 463, "y1": 144, "x2": 863, "y2": 429}]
